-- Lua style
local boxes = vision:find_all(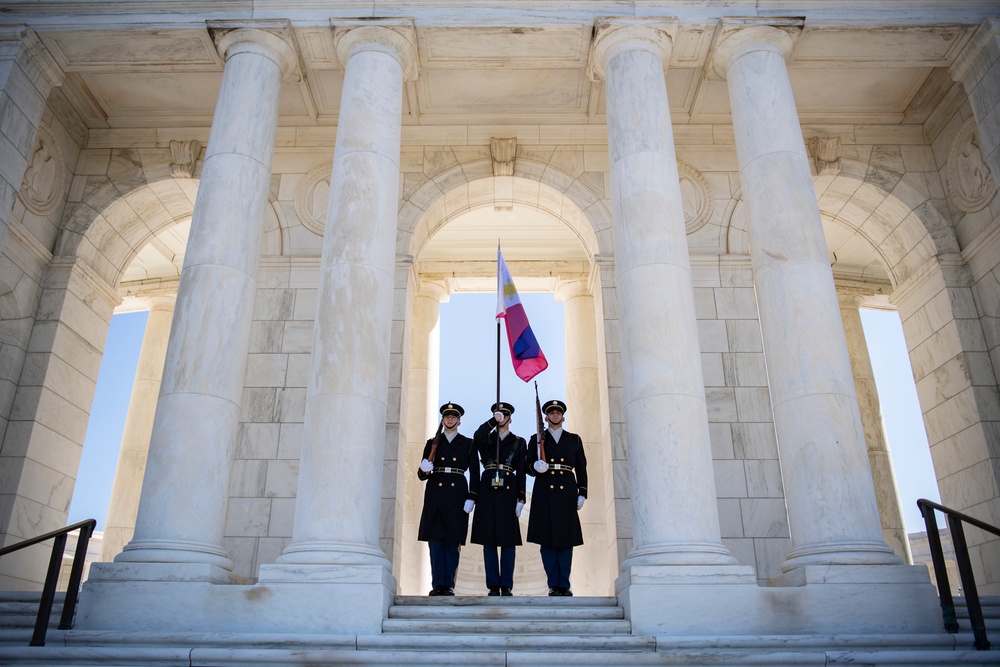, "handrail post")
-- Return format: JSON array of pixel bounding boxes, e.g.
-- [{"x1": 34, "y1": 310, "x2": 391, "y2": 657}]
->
[
  {"x1": 58, "y1": 522, "x2": 93, "y2": 630},
  {"x1": 30, "y1": 533, "x2": 66, "y2": 647},
  {"x1": 920, "y1": 502, "x2": 958, "y2": 632},
  {"x1": 947, "y1": 515, "x2": 990, "y2": 650}
]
